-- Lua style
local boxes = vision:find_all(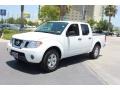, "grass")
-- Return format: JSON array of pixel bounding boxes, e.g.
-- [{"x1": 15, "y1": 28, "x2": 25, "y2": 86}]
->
[{"x1": 2, "y1": 29, "x2": 30, "y2": 40}]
